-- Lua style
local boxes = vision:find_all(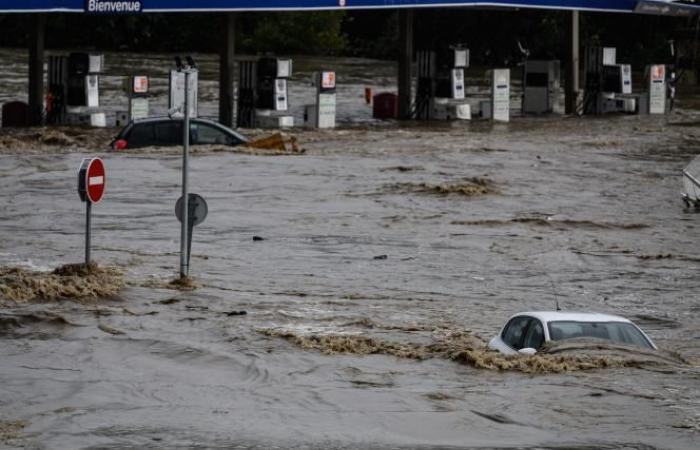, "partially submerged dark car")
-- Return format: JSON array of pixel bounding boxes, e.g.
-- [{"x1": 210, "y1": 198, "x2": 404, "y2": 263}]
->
[{"x1": 111, "y1": 116, "x2": 248, "y2": 150}]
